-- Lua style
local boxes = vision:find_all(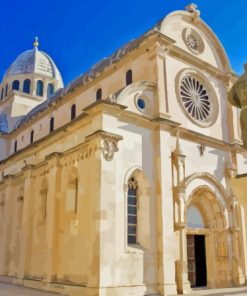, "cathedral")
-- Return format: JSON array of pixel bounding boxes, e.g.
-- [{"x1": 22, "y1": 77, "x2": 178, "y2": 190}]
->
[{"x1": 0, "y1": 3, "x2": 247, "y2": 296}]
